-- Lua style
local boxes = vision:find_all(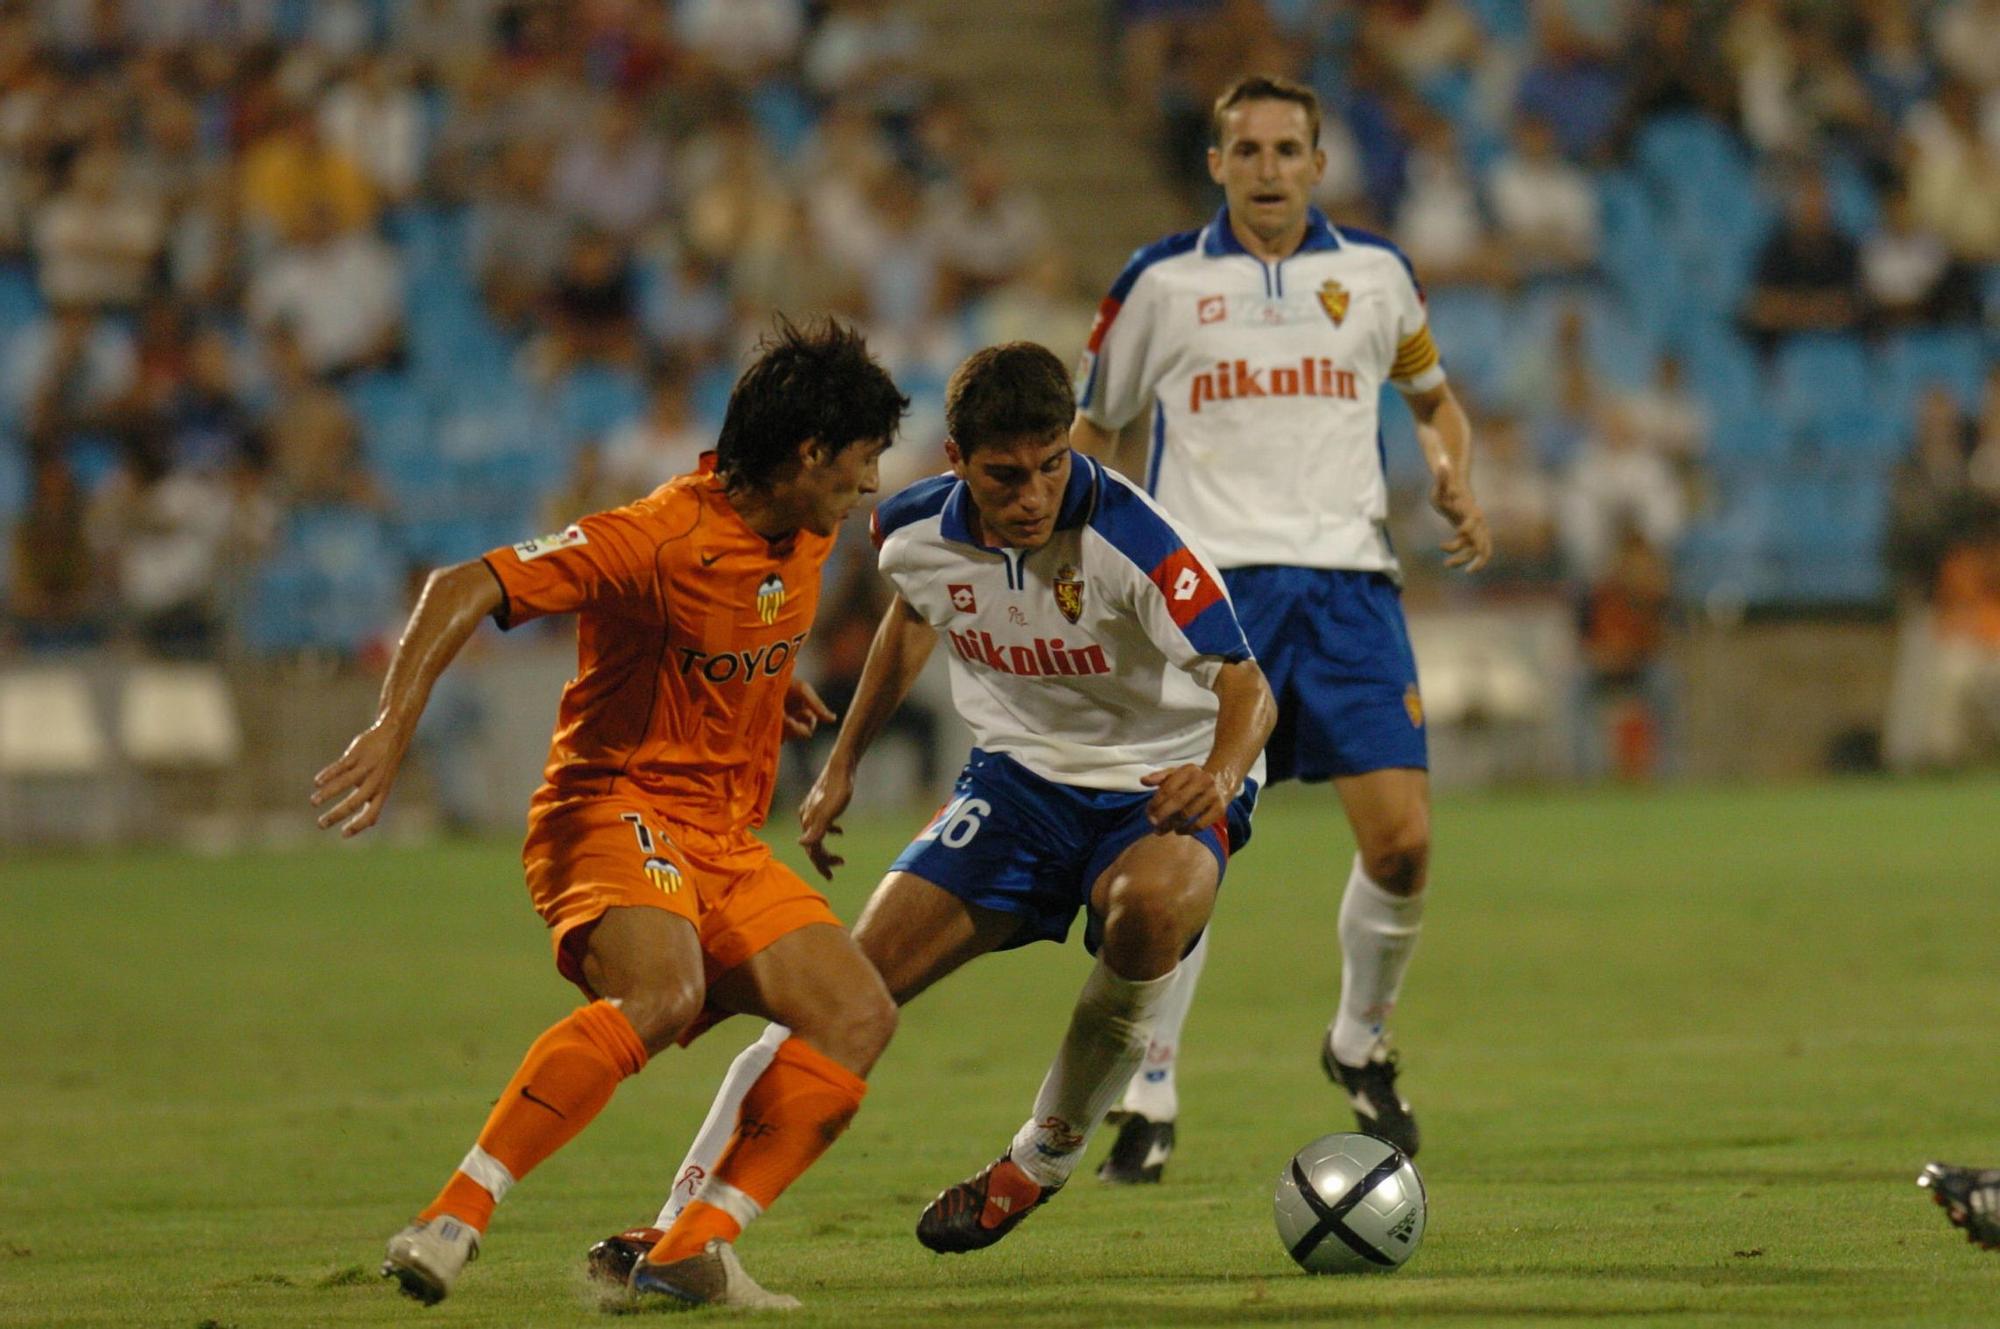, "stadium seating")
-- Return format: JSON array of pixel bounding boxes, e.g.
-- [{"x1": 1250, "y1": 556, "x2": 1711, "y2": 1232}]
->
[
  {"x1": 118, "y1": 663, "x2": 243, "y2": 768},
  {"x1": 0, "y1": 667, "x2": 108, "y2": 776},
  {"x1": 1877, "y1": 328, "x2": 1988, "y2": 420}
]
